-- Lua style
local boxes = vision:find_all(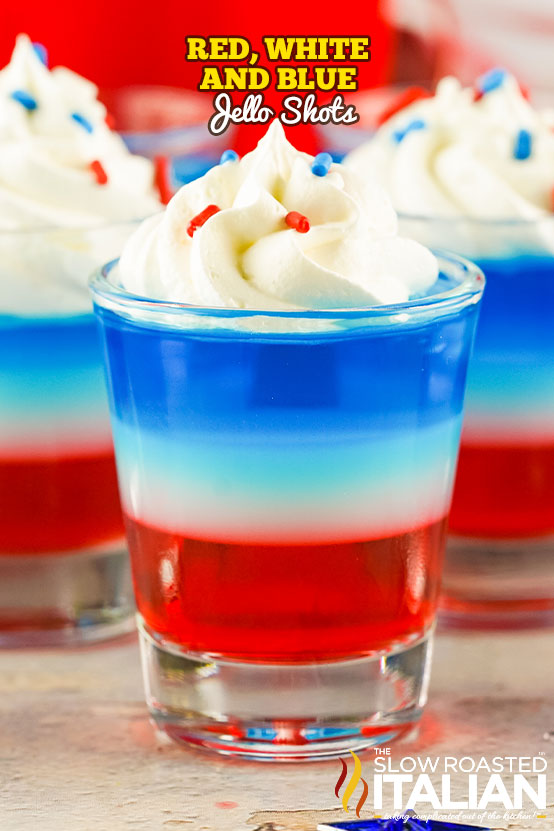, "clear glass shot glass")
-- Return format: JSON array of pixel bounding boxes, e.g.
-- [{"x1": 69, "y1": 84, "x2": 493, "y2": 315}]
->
[
  {"x1": 0, "y1": 223, "x2": 142, "y2": 646},
  {"x1": 400, "y1": 214, "x2": 554, "y2": 627},
  {"x1": 91, "y1": 251, "x2": 483, "y2": 760}
]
